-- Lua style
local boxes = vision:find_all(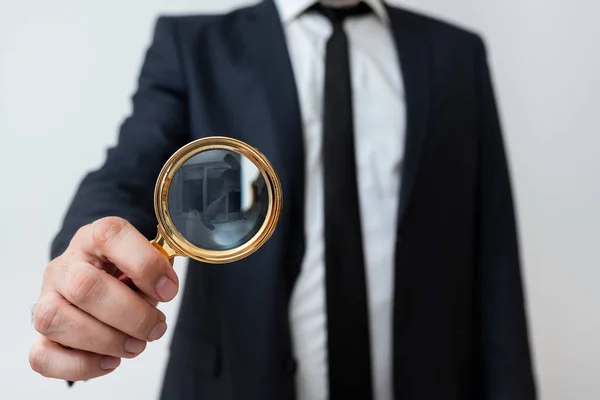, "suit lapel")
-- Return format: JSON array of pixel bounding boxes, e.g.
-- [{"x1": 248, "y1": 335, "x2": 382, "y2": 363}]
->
[
  {"x1": 237, "y1": 0, "x2": 305, "y2": 225},
  {"x1": 386, "y1": 6, "x2": 432, "y2": 227},
  {"x1": 386, "y1": 6, "x2": 433, "y2": 396}
]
